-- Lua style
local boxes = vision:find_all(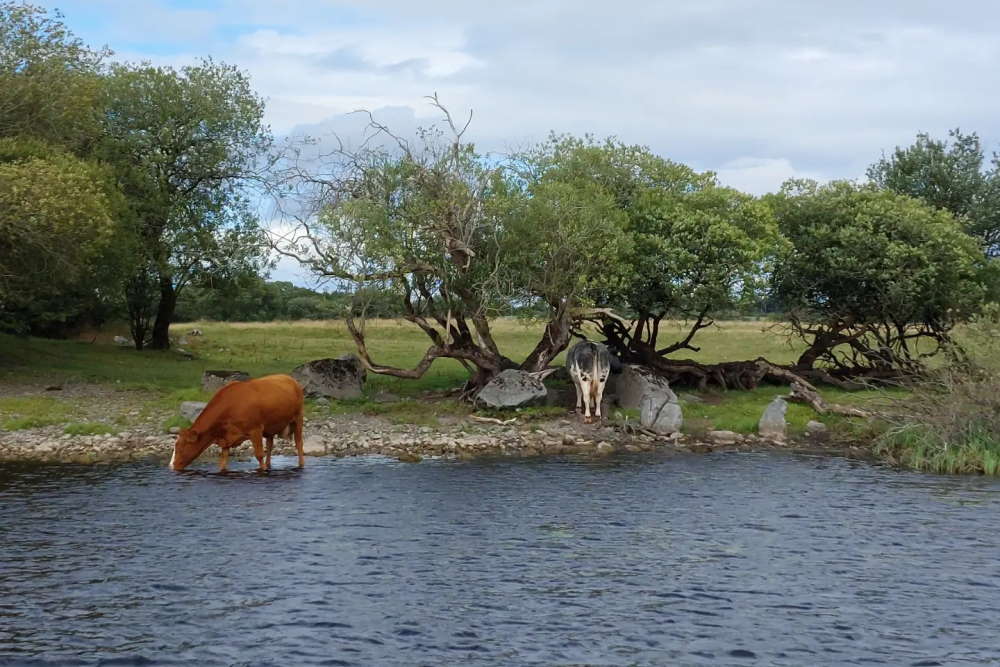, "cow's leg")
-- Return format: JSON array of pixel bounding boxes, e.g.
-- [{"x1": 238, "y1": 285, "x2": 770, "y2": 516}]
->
[
  {"x1": 294, "y1": 415, "x2": 305, "y2": 468},
  {"x1": 594, "y1": 373, "x2": 609, "y2": 421},
  {"x1": 265, "y1": 435, "x2": 274, "y2": 470},
  {"x1": 218, "y1": 446, "x2": 229, "y2": 472},
  {"x1": 570, "y1": 370, "x2": 584, "y2": 414},
  {"x1": 250, "y1": 430, "x2": 266, "y2": 471},
  {"x1": 579, "y1": 375, "x2": 593, "y2": 423}
]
